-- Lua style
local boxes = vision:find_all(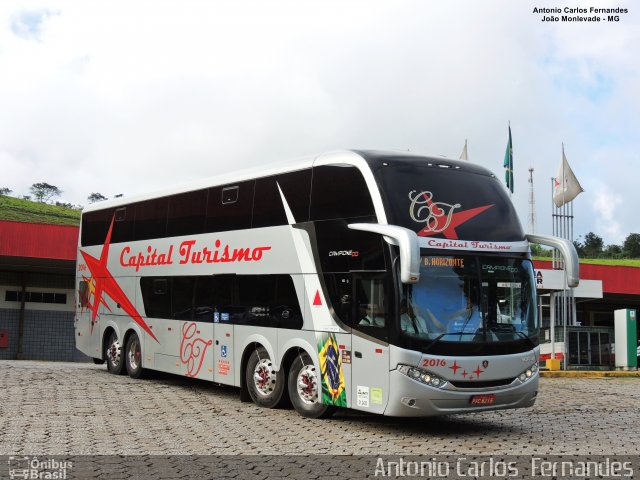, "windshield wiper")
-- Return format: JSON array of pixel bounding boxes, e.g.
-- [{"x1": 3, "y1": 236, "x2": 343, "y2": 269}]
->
[
  {"x1": 514, "y1": 331, "x2": 537, "y2": 350},
  {"x1": 421, "y1": 331, "x2": 479, "y2": 354}
]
